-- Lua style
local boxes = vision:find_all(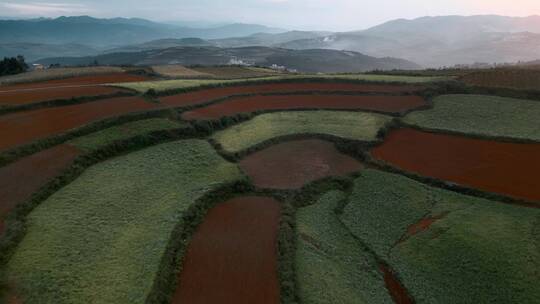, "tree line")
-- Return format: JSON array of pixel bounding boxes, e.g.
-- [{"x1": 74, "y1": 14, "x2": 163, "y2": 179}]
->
[{"x1": 0, "y1": 56, "x2": 28, "y2": 76}]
